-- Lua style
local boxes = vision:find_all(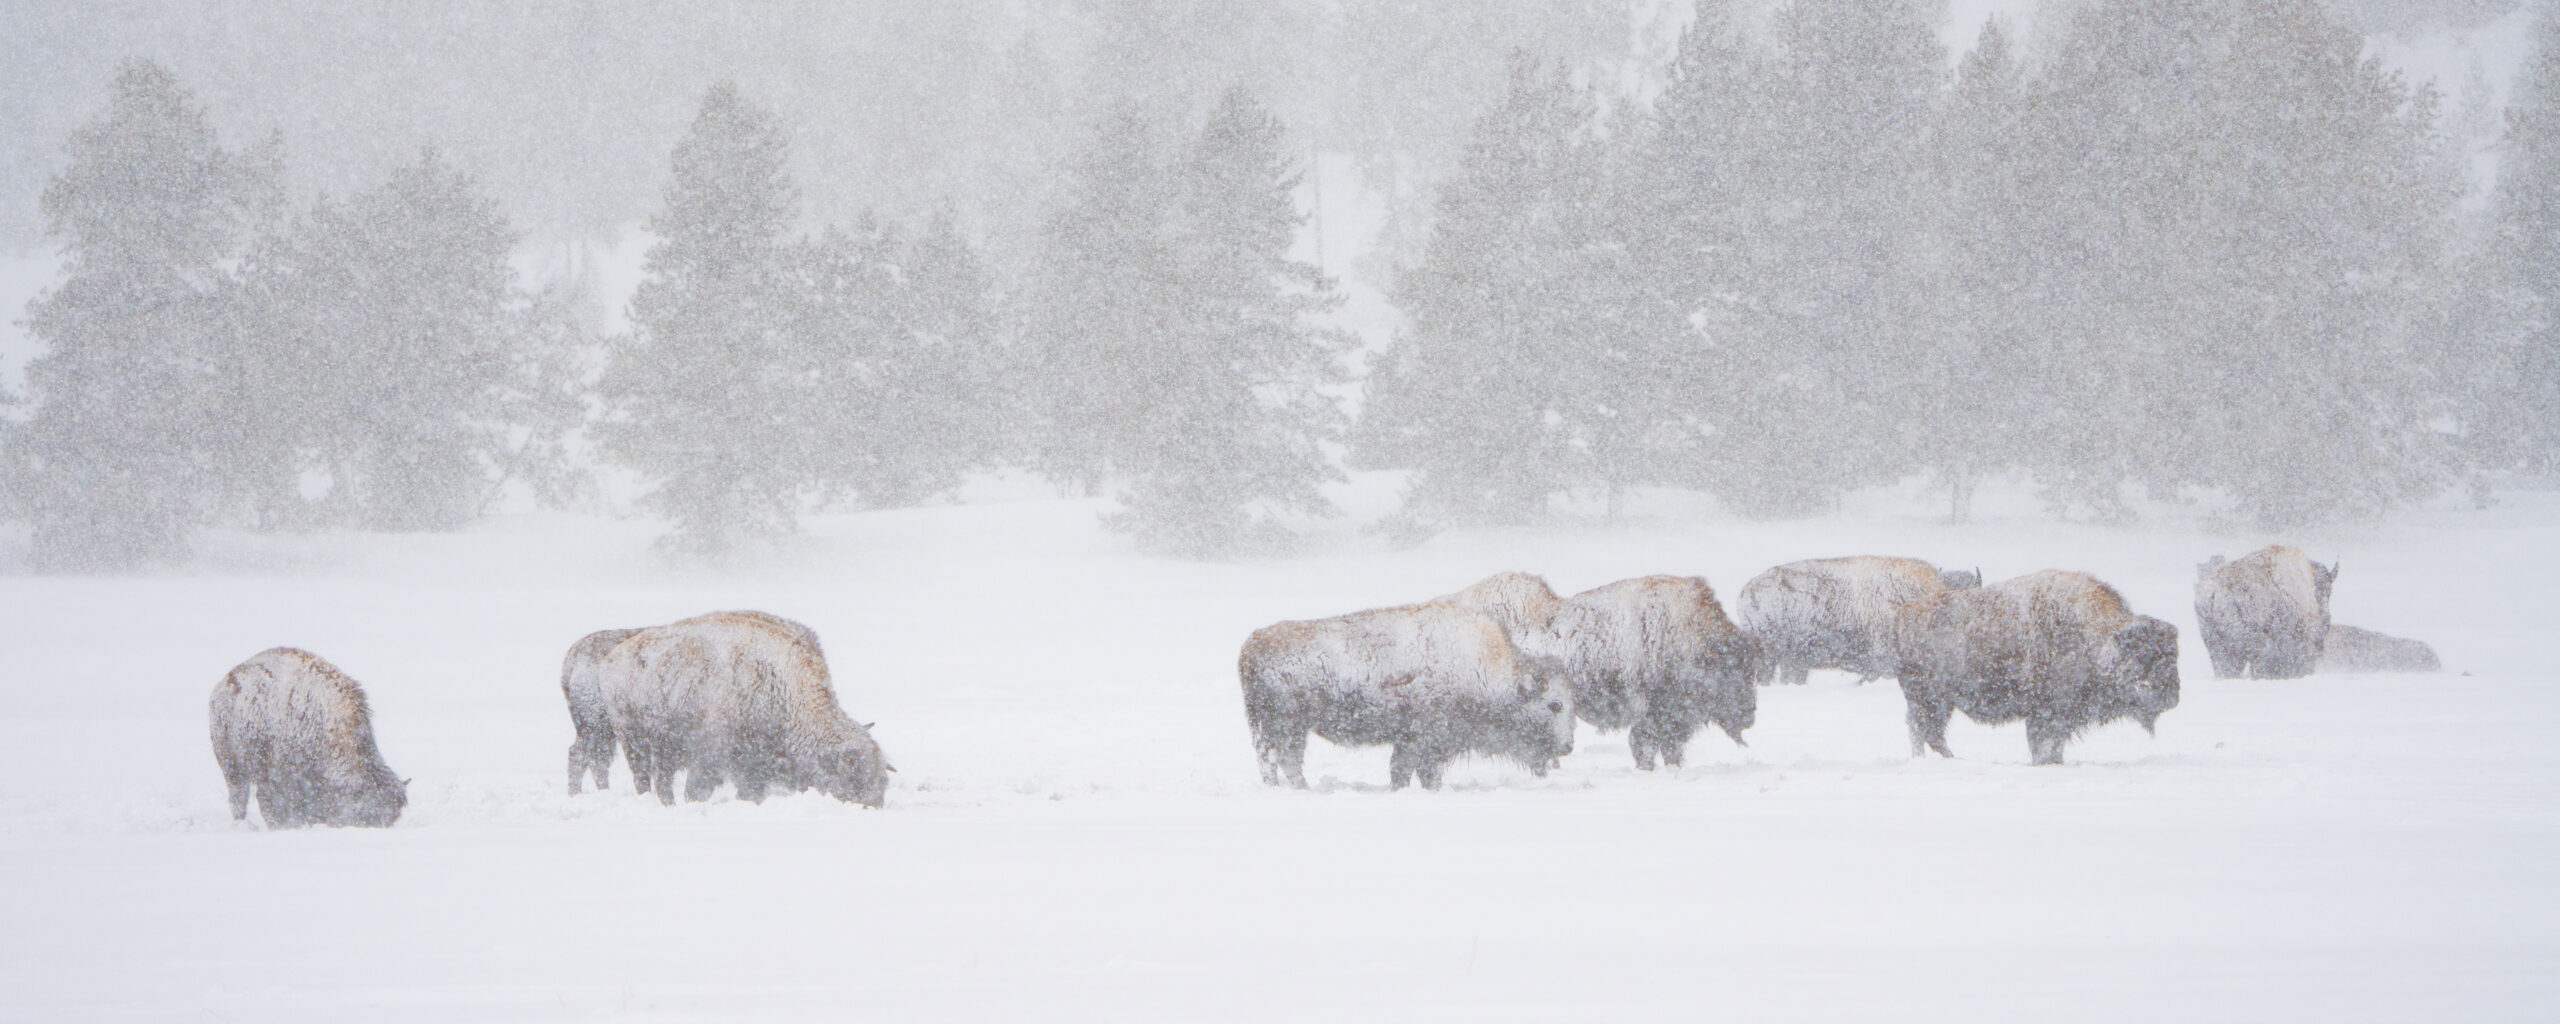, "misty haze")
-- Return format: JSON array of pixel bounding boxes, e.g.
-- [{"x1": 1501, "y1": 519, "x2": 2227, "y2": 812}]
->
[{"x1": 0, "y1": 1, "x2": 2554, "y2": 1021}]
